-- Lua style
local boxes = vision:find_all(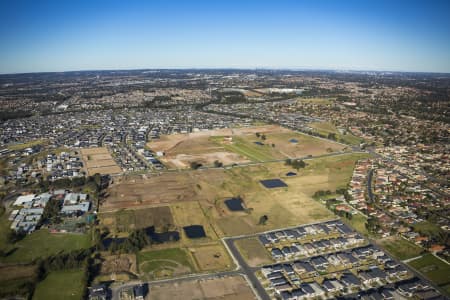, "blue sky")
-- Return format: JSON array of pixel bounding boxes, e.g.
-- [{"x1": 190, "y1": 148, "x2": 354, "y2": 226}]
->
[{"x1": 0, "y1": 0, "x2": 449, "y2": 73}]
